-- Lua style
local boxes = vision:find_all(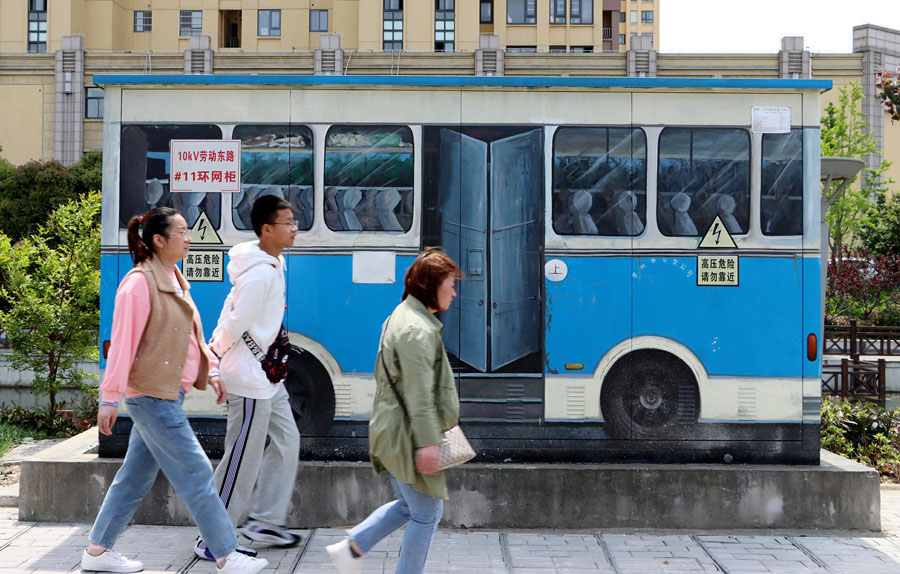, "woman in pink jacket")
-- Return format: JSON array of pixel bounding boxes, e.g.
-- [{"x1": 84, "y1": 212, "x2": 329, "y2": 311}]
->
[{"x1": 80, "y1": 207, "x2": 268, "y2": 574}]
